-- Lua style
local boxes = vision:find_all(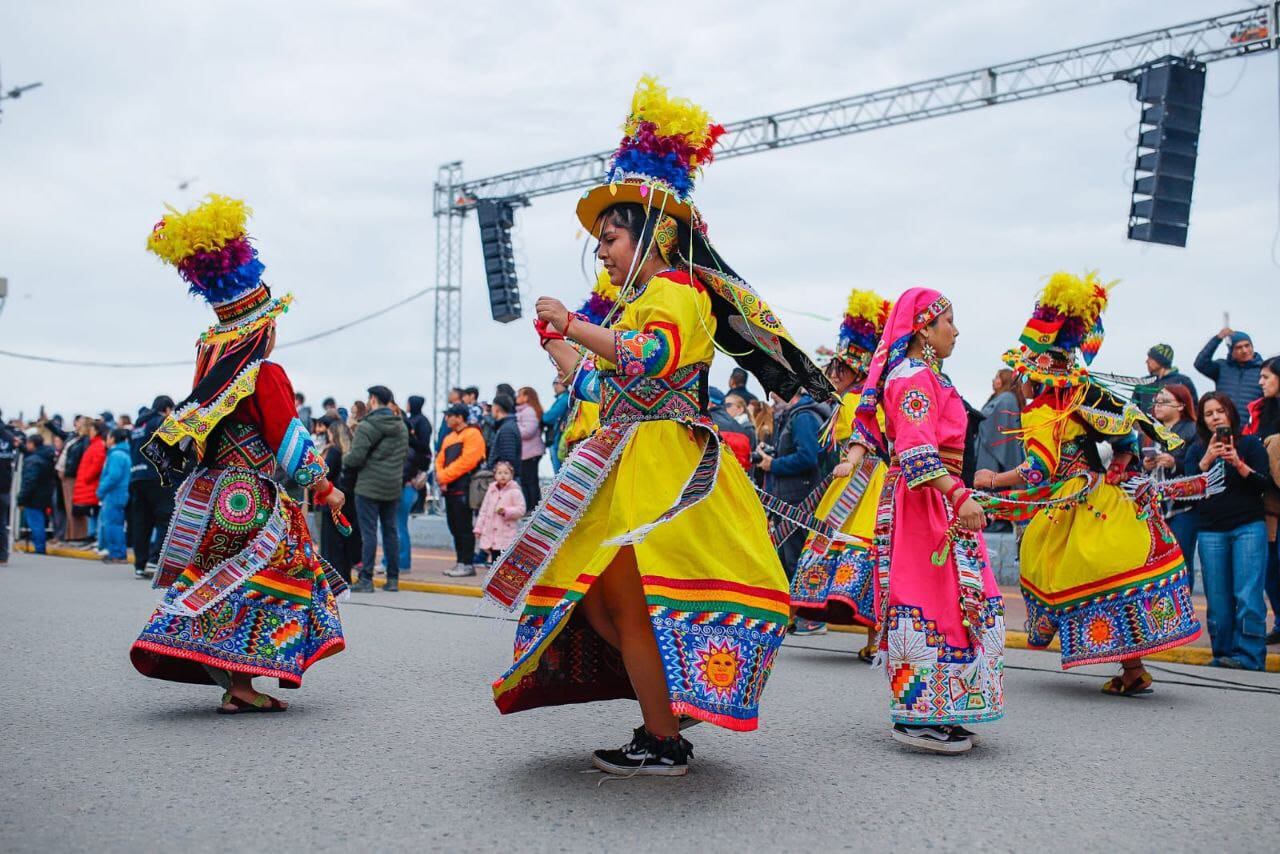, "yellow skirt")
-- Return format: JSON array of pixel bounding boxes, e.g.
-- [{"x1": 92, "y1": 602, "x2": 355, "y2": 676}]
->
[
  {"x1": 492, "y1": 421, "x2": 791, "y2": 730},
  {"x1": 791, "y1": 463, "x2": 885, "y2": 625},
  {"x1": 1021, "y1": 477, "x2": 1200, "y2": 667}
]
